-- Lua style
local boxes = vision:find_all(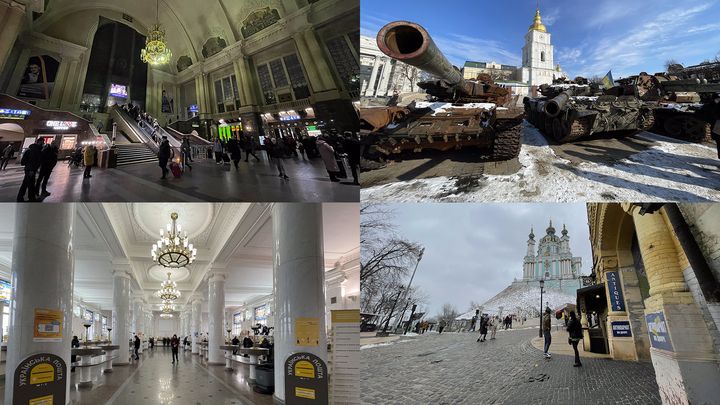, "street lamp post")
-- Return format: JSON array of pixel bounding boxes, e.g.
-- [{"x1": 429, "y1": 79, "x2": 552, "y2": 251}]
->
[
  {"x1": 395, "y1": 248, "x2": 425, "y2": 330},
  {"x1": 379, "y1": 286, "x2": 404, "y2": 336},
  {"x1": 539, "y1": 279, "x2": 545, "y2": 338}
]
